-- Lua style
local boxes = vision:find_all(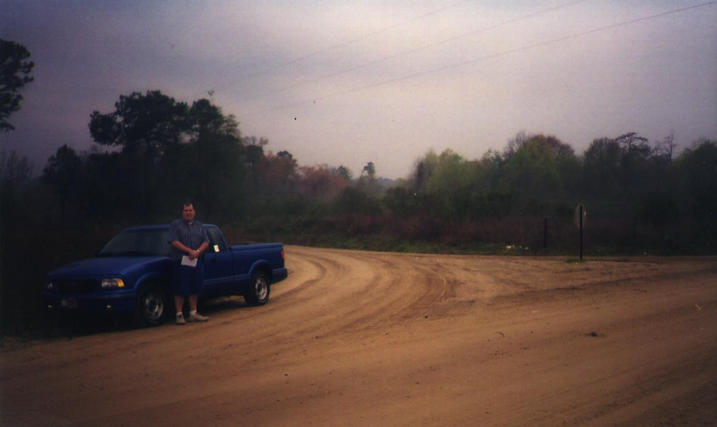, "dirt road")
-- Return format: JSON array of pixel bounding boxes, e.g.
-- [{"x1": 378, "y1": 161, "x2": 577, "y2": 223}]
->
[{"x1": 2, "y1": 247, "x2": 716, "y2": 426}]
